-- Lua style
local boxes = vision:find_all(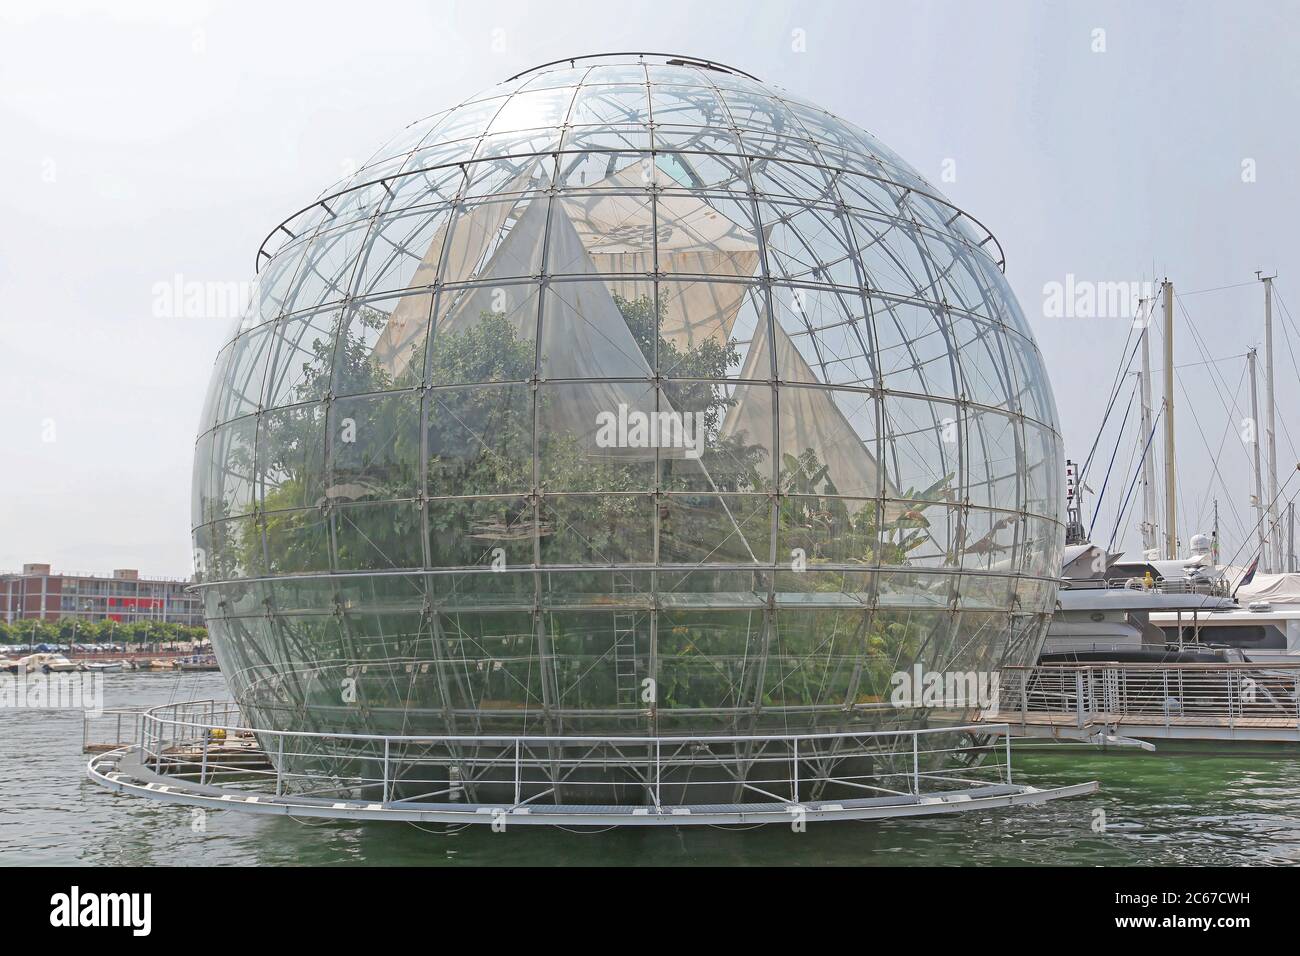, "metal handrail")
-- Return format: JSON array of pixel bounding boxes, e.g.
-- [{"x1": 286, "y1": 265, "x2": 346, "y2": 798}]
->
[
  {"x1": 1000, "y1": 662, "x2": 1300, "y2": 728},
  {"x1": 139, "y1": 701, "x2": 999, "y2": 747},
  {"x1": 133, "y1": 699, "x2": 1013, "y2": 807}
]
